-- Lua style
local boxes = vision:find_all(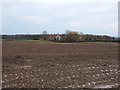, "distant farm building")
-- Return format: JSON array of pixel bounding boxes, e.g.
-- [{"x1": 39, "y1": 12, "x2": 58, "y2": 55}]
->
[{"x1": 47, "y1": 34, "x2": 62, "y2": 41}]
